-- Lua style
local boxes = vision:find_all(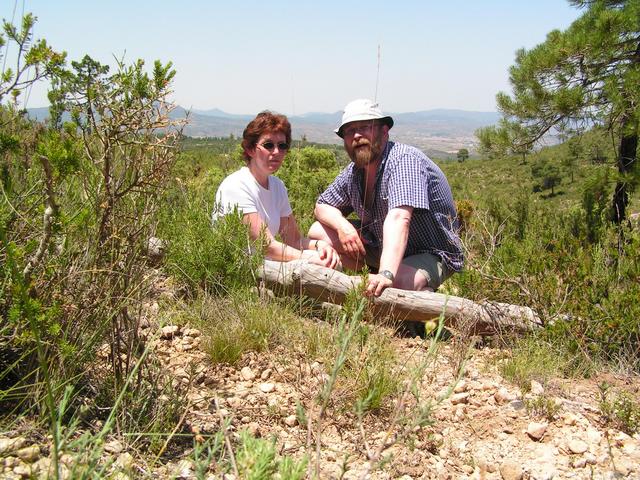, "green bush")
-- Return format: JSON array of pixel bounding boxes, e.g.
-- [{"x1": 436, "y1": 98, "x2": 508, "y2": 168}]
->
[
  {"x1": 442, "y1": 146, "x2": 640, "y2": 373},
  {"x1": 599, "y1": 383, "x2": 640, "y2": 435},
  {"x1": 159, "y1": 184, "x2": 262, "y2": 295},
  {"x1": 1, "y1": 26, "x2": 183, "y2": 424},
  {"x1": 276, "y1": 146, "x2": 342, "y2": 231}
]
